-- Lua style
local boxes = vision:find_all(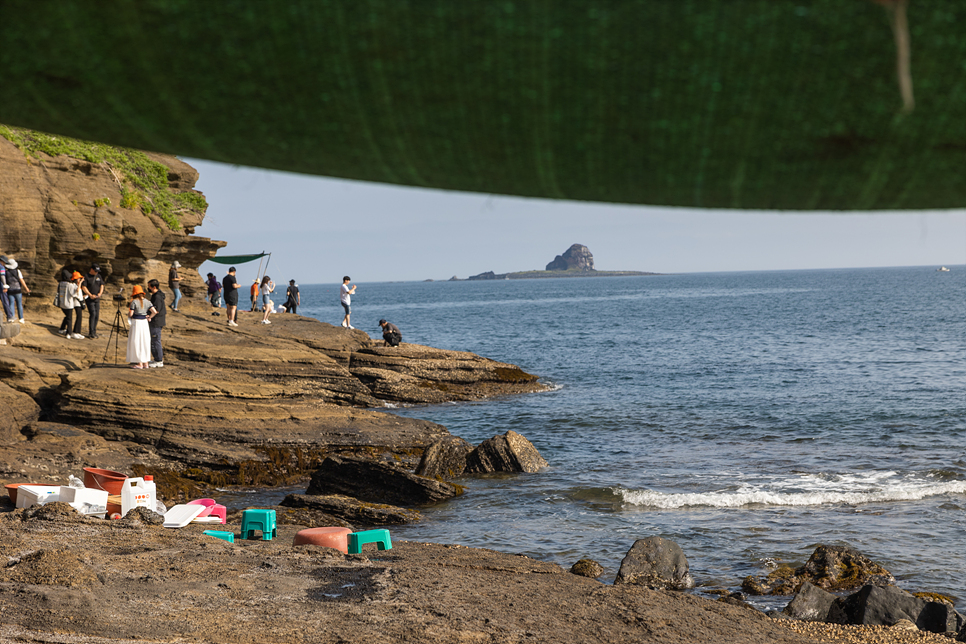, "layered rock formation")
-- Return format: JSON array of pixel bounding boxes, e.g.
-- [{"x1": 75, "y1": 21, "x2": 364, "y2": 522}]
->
[
  {"x1": 546, "y1": 243, "x2": 595, "y2": 271},
  {"x1": 0, "y1": 312, "x2": 547, "y2": 483},
  {"x1": 0, "y1": 131, "x2": 224, "y2": 298}
]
